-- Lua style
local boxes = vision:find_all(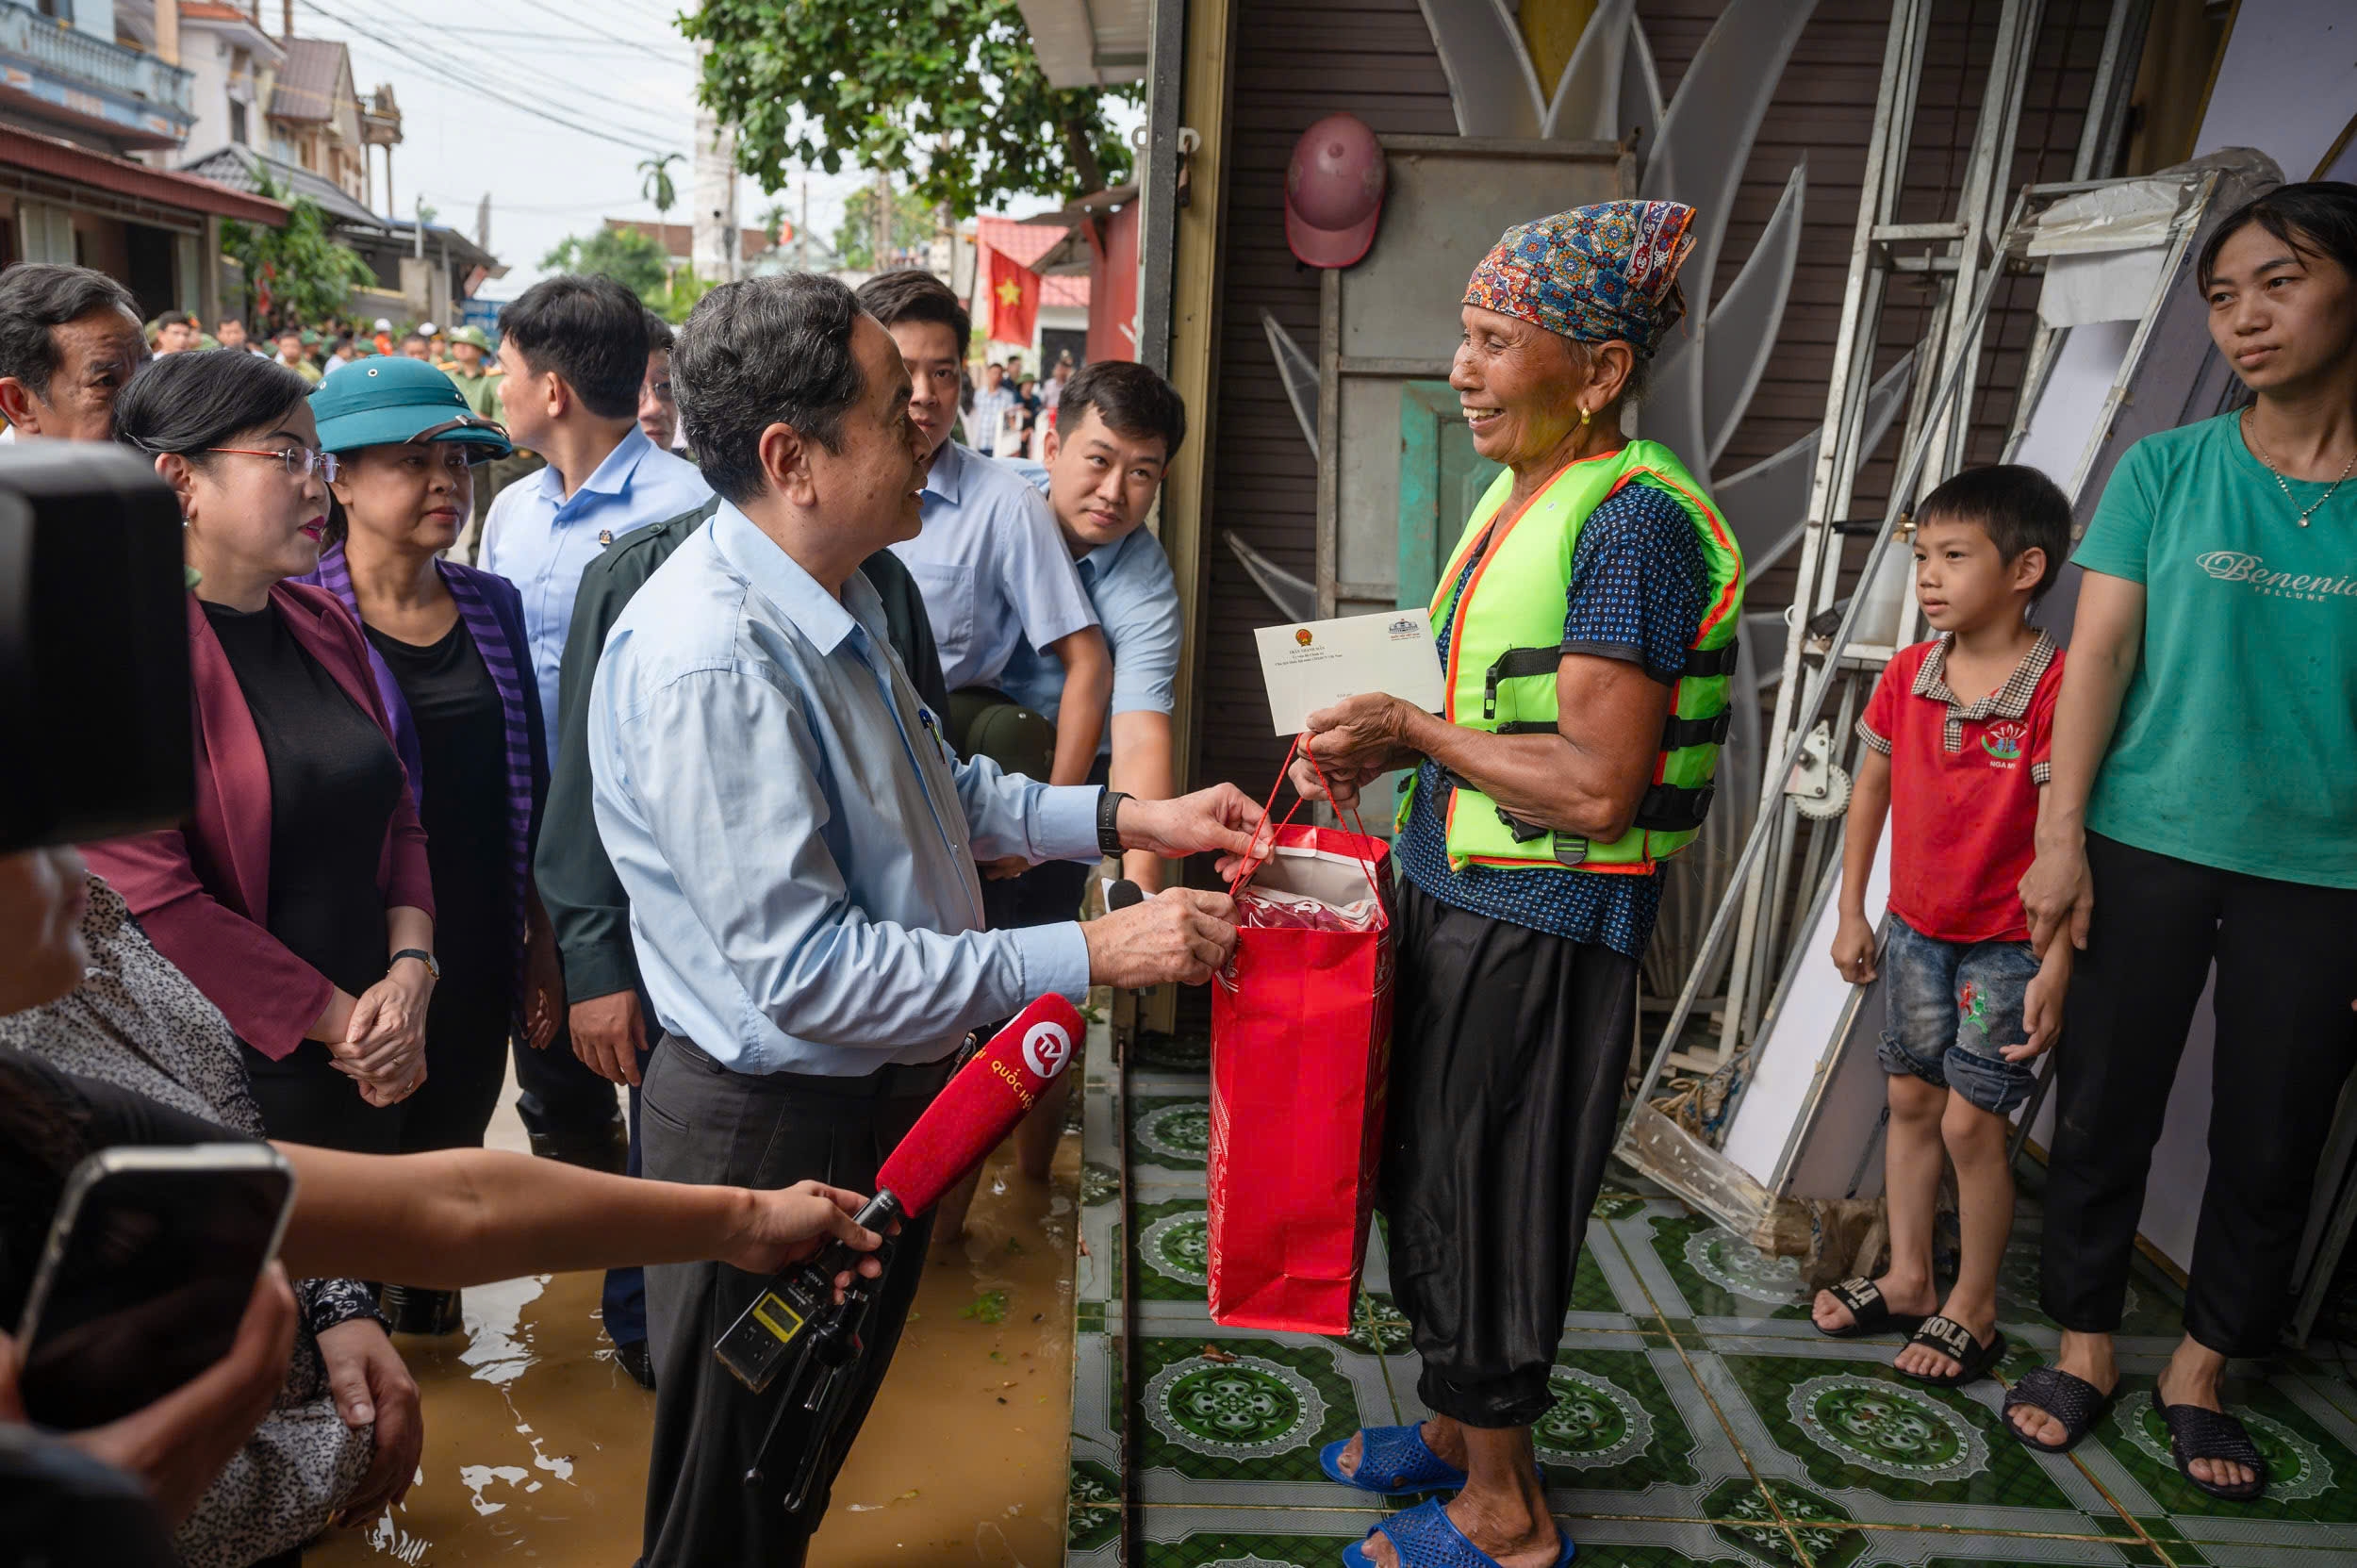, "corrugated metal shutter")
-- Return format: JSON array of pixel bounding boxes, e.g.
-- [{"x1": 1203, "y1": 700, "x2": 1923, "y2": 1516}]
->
[{"x1": 1195, "y1": 0, "x2": 1457, "y2": 804}]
